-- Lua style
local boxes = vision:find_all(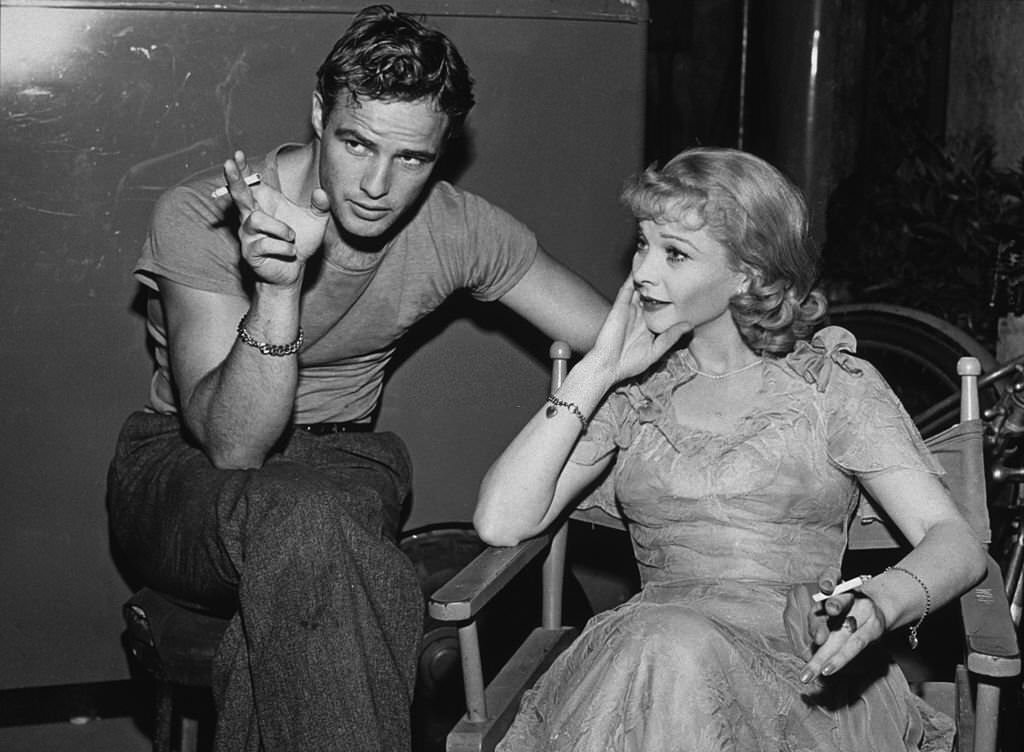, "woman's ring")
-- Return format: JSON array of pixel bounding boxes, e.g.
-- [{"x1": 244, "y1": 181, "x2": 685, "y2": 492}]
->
[{"x1": 842, "y1": 615, "x2": 858, "y2": 633}]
